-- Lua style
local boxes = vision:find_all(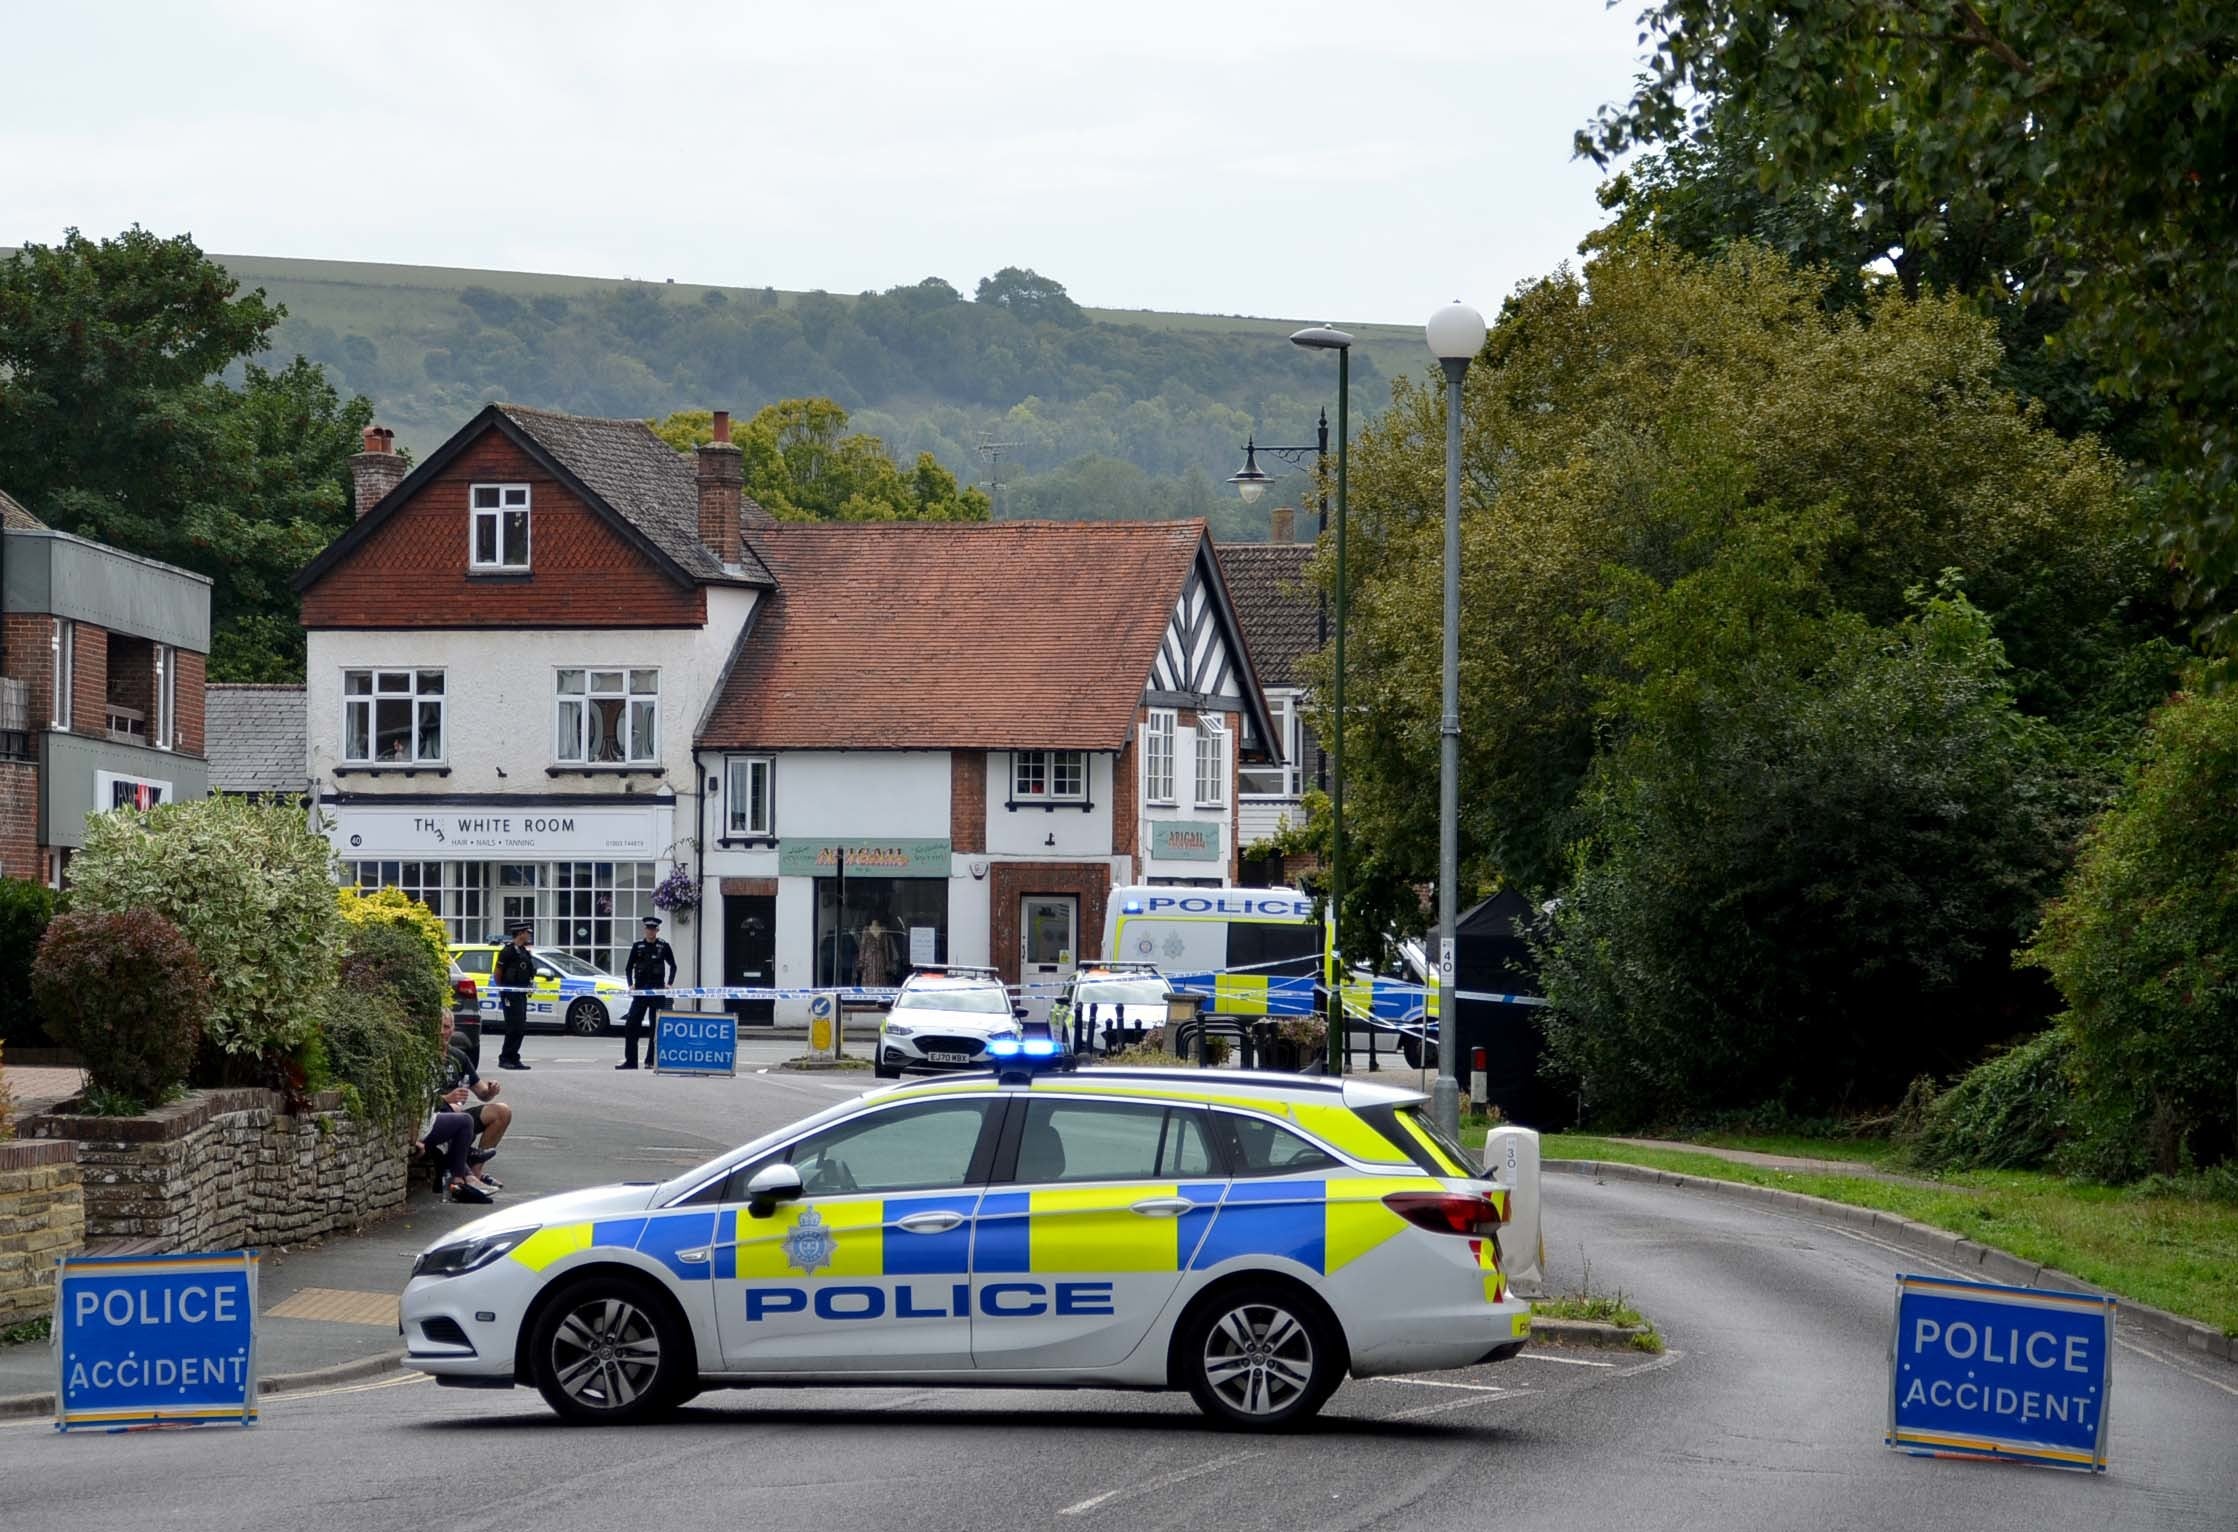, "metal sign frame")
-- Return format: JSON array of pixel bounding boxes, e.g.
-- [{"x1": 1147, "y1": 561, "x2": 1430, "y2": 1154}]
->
[
  {"x1": 54, "y1": 1249, "x2": 260, "y2": 1432},
  {"x1": 1887, "y1": 1272, "x2": 2115, "y2": 1472},
  {"x1": 652, "y1": 1009, "x2": 737, "y2": 1077}
]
